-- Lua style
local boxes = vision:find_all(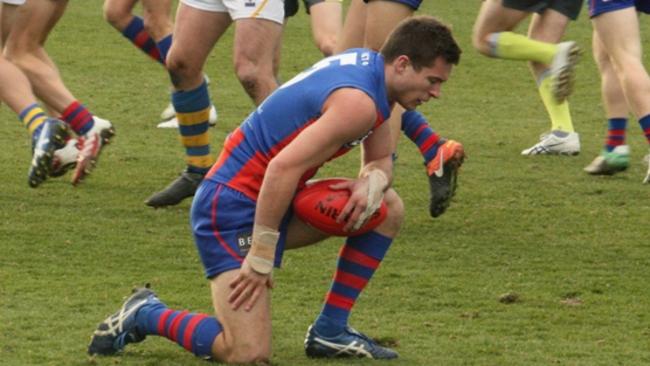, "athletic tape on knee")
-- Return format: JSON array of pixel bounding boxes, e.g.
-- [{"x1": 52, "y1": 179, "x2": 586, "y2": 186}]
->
[{"x1": 247, "y1": 224, "x2": 280, "y2": 274}]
